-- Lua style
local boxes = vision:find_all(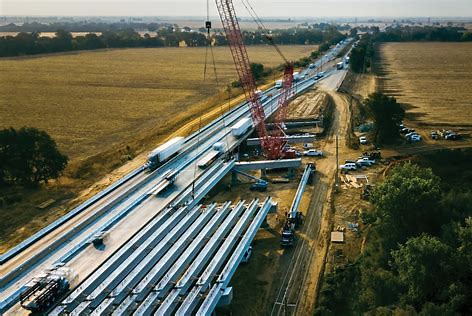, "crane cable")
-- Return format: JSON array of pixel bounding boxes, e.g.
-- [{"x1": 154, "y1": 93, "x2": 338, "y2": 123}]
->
[
  {"x1": 241, "y1": 0, "x2": 289, "y2": 64},
  {"x1": 192, "y1": 0, "x2": 232, "y2": 199},
  {"x1": 203, "y1": 0, "x2": 231, "y2": 157}
]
